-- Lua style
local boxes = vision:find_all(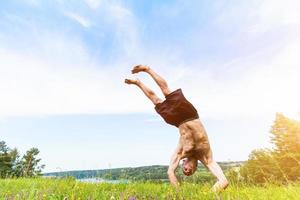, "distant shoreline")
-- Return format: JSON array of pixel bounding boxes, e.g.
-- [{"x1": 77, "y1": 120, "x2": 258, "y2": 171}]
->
[{"x1": 43, "y1": 161, "x2": 245, "y2": 181}]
